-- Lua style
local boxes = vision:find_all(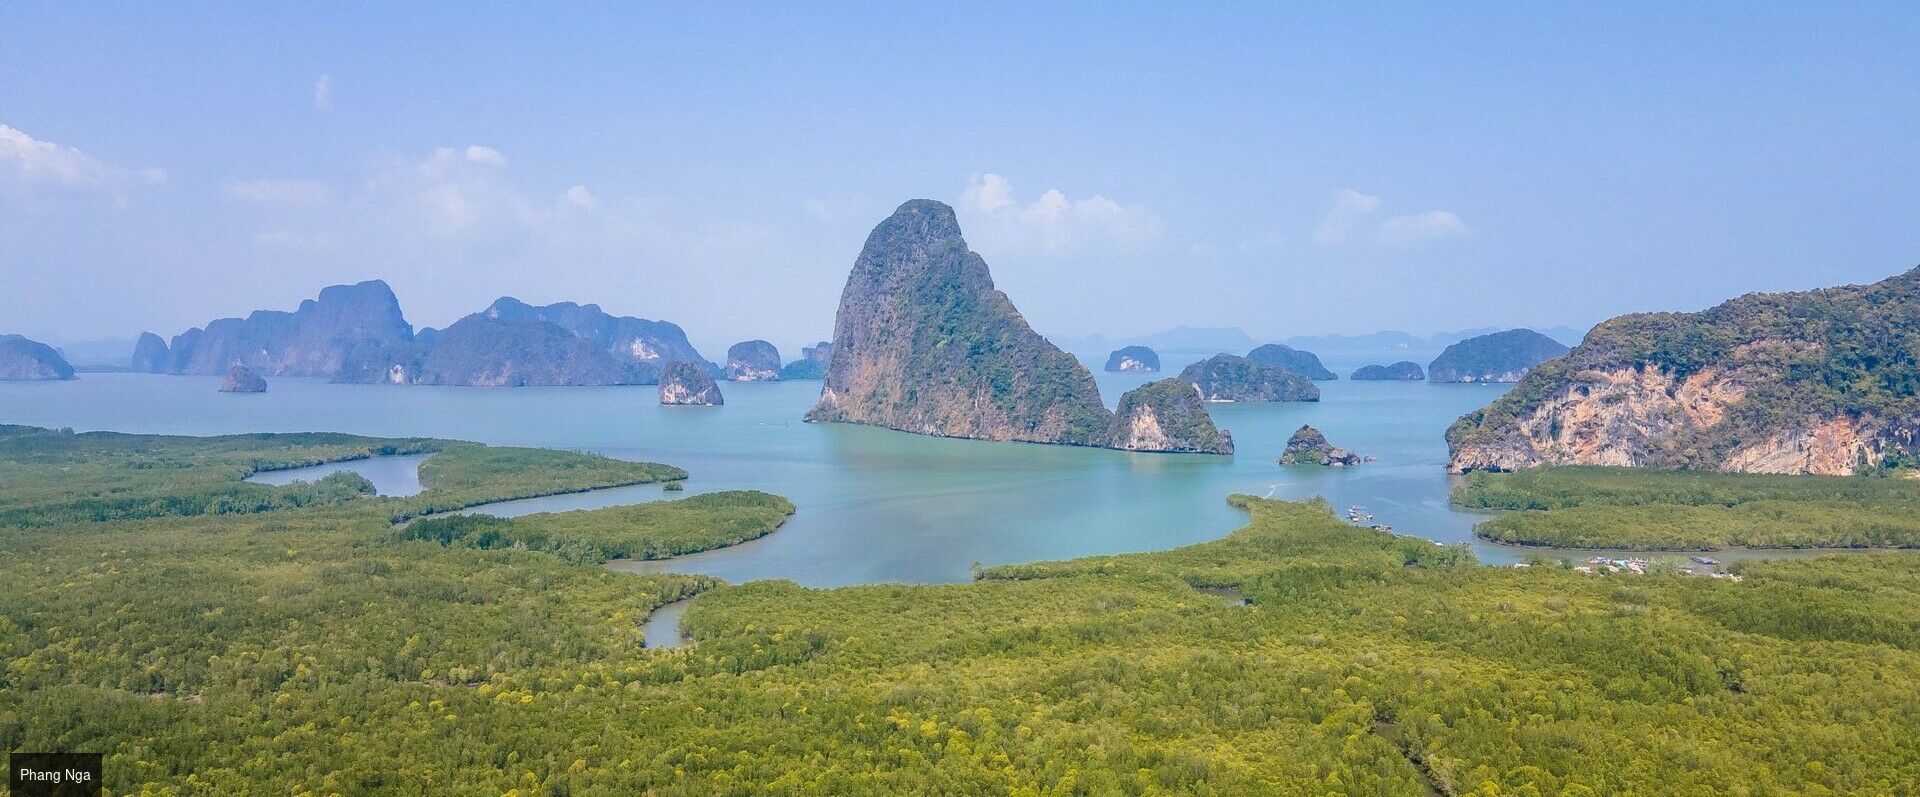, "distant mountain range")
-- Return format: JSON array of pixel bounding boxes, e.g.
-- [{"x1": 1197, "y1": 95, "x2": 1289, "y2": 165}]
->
[
  {"x1": 1284, "y1": 326, "x2": 1589, "y2": 355},
  {"x1": 143, "y1": 281, "x2": 721, "y2": 387},
  {"x1": 1059, "y1": 325, "x2": 1588, "y2": 361}
]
